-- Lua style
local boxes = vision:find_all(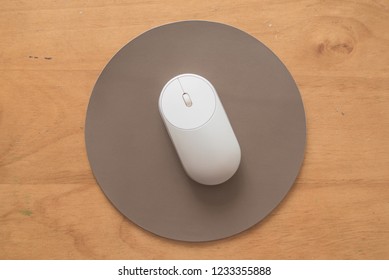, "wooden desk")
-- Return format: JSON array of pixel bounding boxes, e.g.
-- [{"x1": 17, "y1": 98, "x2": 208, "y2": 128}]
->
[{"x1": 1, "y1": 0, "x2": 388, "y2": 259}]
